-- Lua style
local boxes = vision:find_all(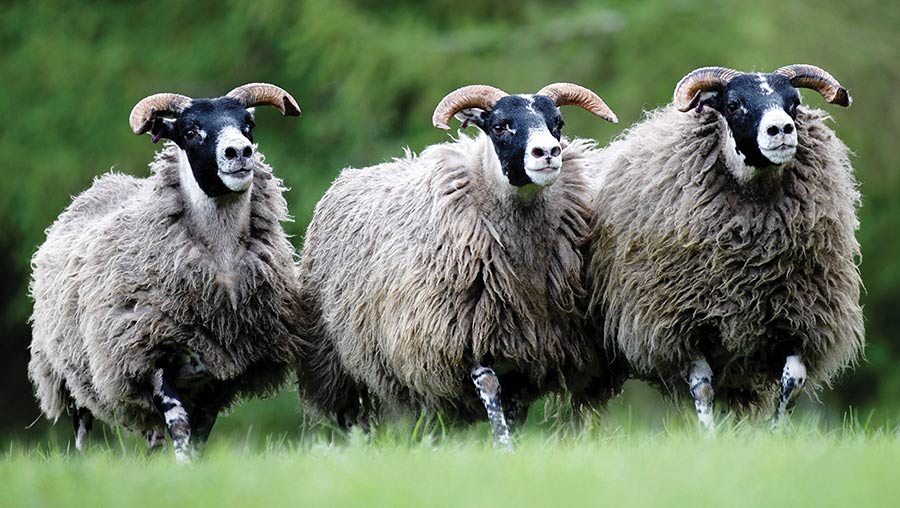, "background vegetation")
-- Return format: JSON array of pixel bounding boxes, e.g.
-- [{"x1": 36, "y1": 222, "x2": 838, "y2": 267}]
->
[{"x1": 0, "y1": 0, "x2": 897, "y2": 447}]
